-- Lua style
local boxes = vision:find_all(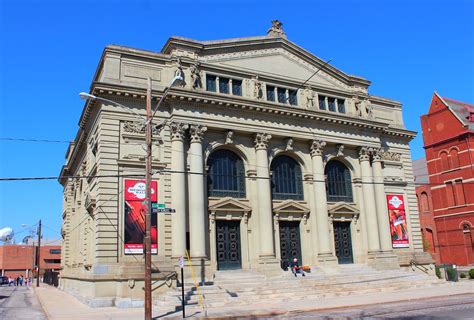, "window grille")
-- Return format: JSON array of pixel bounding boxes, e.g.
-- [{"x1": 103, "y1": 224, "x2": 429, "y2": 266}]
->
[
  {"x1": 325, "y1": 161, "x2": 353, "y2": 202},
  {"x1": 208, "y1": 149, "x2": 246, "y2": 198},
  {"x1": 271, "y1": 155, "x2": 304, "y2": 200}
]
